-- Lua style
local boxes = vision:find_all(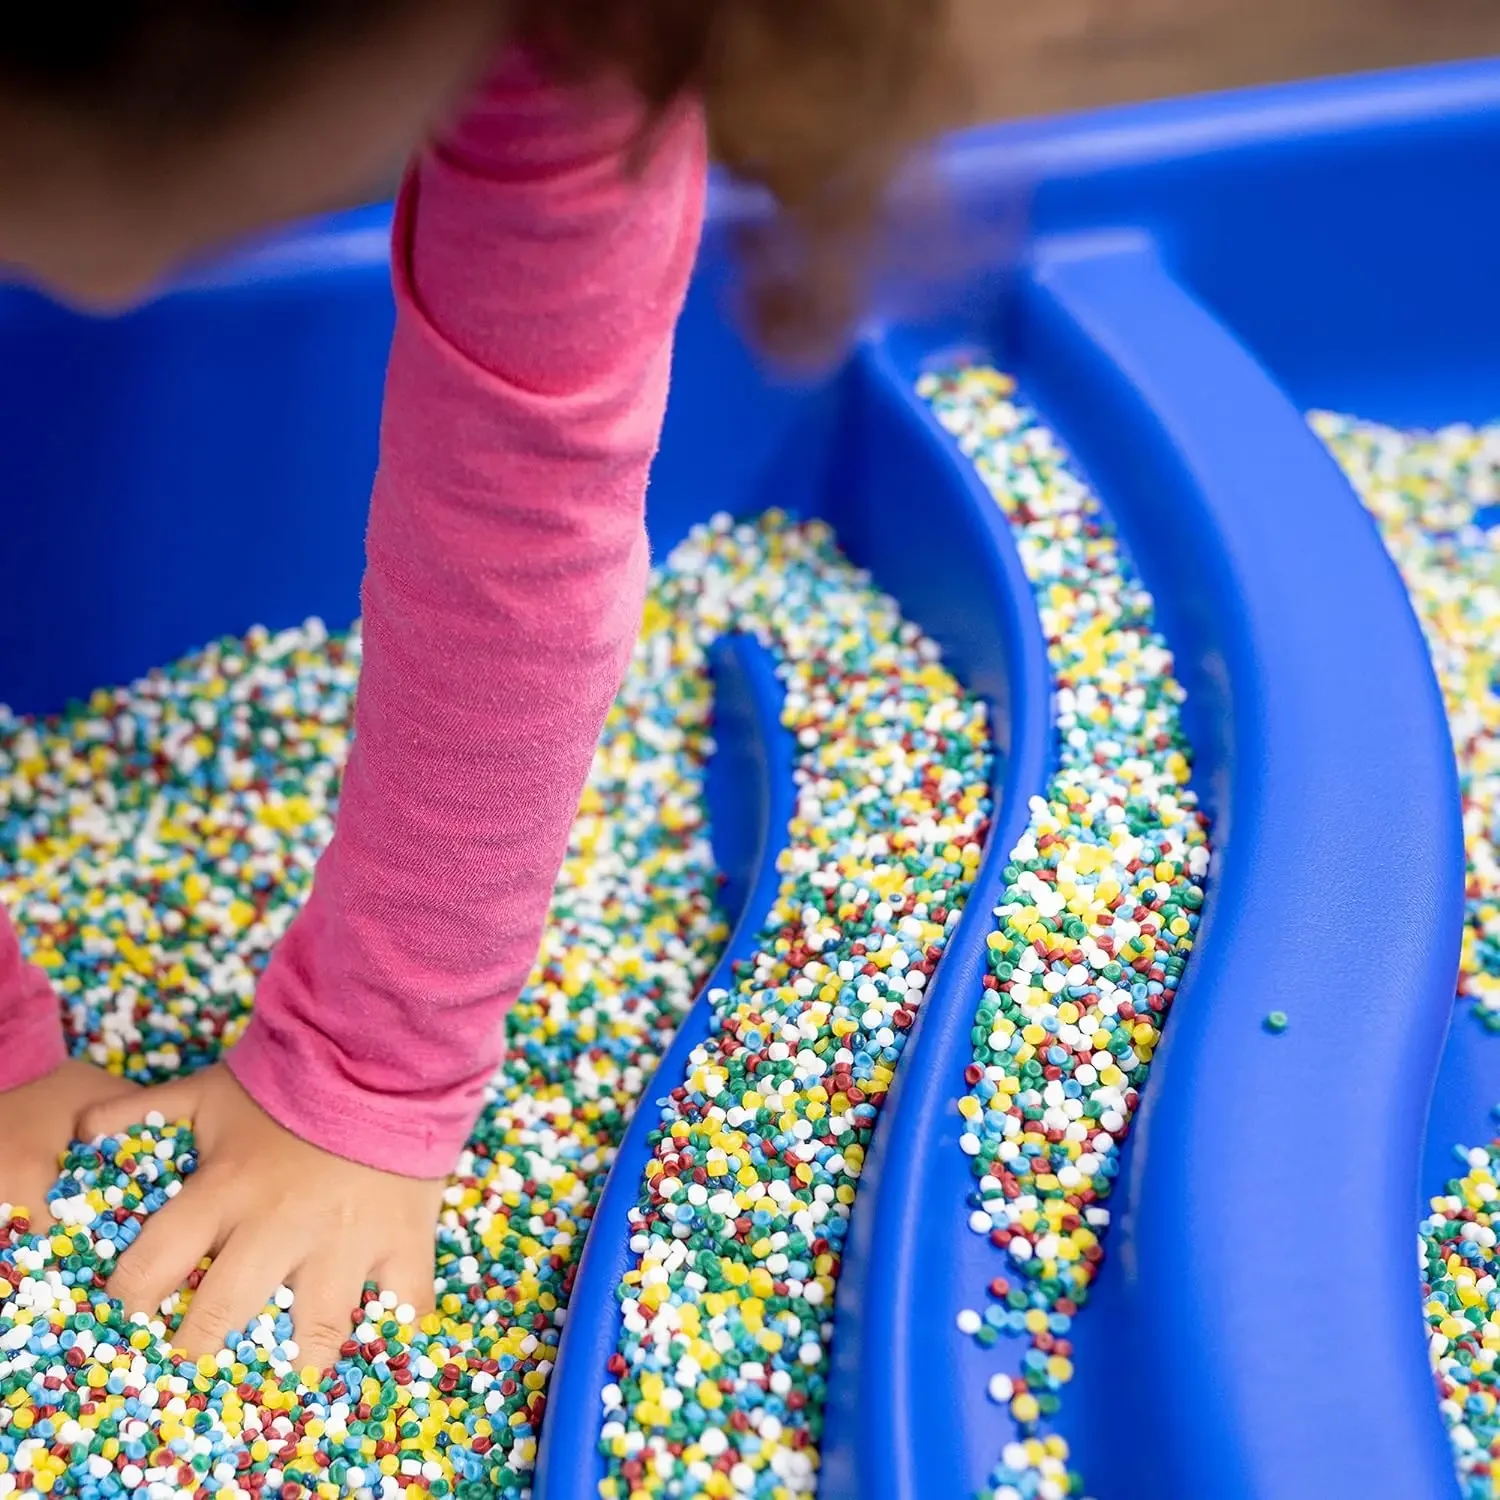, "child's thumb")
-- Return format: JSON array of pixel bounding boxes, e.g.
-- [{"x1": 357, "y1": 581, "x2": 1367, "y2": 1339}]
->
[{"x1": 78, "y1": 1076, "x2": 200, "y2": 1144}]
